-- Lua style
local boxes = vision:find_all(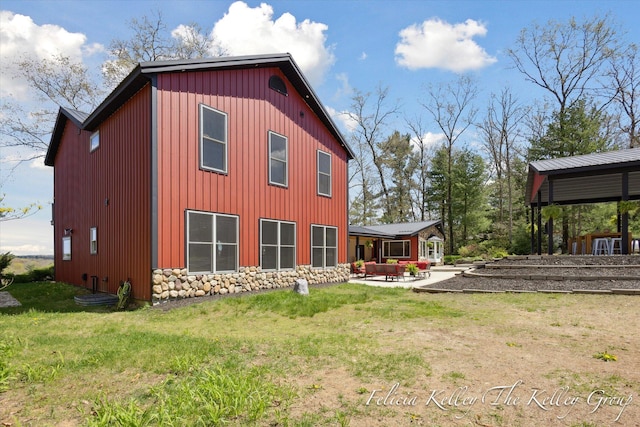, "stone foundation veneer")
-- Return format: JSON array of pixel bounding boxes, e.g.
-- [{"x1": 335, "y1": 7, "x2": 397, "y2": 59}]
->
[{"x1": 151, "y1": 264, "x2": 350, "y2": 305}]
